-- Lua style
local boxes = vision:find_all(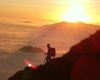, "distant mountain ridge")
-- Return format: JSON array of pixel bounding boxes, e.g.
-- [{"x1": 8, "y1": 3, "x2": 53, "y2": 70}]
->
[
  {"x1": 41, "y1": 21, "x2": 99, "y2": 27},
  {"x1": 32, "y1": 21, "x2": 100, "y2": 53}
]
